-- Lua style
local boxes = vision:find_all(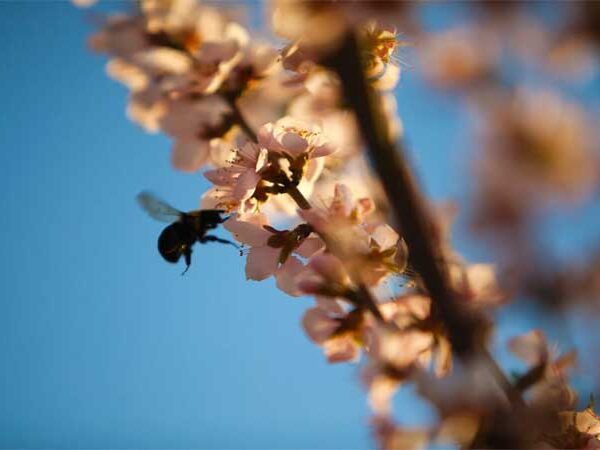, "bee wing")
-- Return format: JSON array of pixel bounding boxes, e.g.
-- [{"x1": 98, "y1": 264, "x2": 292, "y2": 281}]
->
[{"x1": 137, "y1": 191, "x2": 182, "y2": 223}]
